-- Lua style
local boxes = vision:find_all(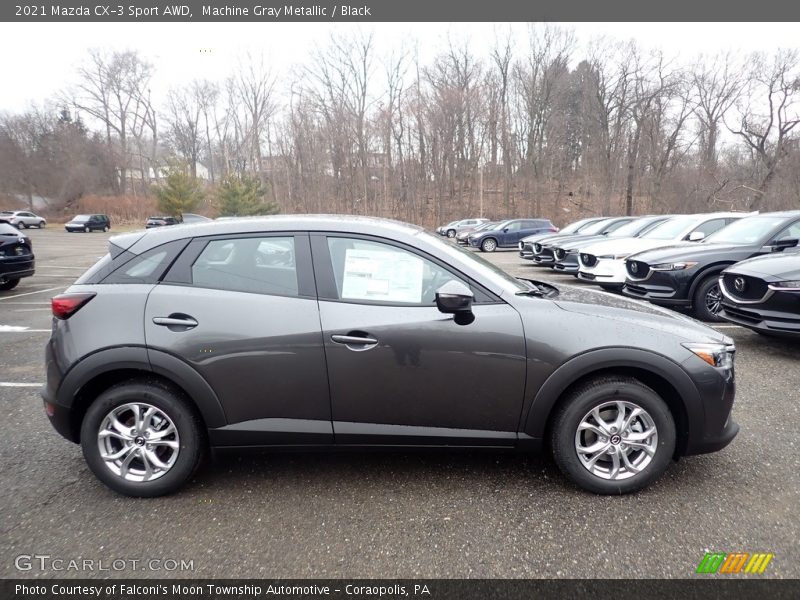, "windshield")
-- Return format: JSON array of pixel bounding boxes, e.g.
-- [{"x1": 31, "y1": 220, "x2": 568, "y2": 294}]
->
[
  {"x1": 0, "y1": 211, "x2": 13, "y2": 215},
  {"x1": 576, "y1": 218, "x2": 614, "y2": 235},
  {"x1": 561, "y1": 218, "x2": 597, "y2": 234},
  {"x1": 640, "y1": 216, "x2": 700, "y2": 240},
  {"x1": 72, "y1": 215, "x2": 91, "y2": 222},
  {"x1": 607, "y1": 217, "x2": 659, "y2": 238},
  {"x1": 705, "y1": 216, "x2": 787, "y2": 245},
  {"x1": 417, "y1": 230, "x2": 528, "y2": 293},
  {"x1": 472, "y1": 221, "x2": 496, "y2": 232}
]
